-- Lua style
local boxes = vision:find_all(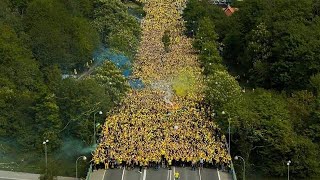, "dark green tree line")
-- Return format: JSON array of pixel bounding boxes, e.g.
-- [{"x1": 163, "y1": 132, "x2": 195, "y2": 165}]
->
[
  {"x1": 183, "y1": 0, "x2": 320, "y2": 179},
  {"x1": 0, "y1": 0, "x2": 140, "y2": 177}
]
